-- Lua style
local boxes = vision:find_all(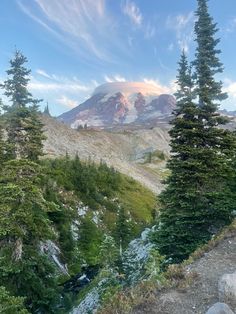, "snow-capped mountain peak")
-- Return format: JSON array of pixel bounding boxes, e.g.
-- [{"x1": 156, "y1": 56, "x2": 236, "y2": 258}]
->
[{"x1": 58, "y1": 82, "x2": 176, "y2": 128}]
